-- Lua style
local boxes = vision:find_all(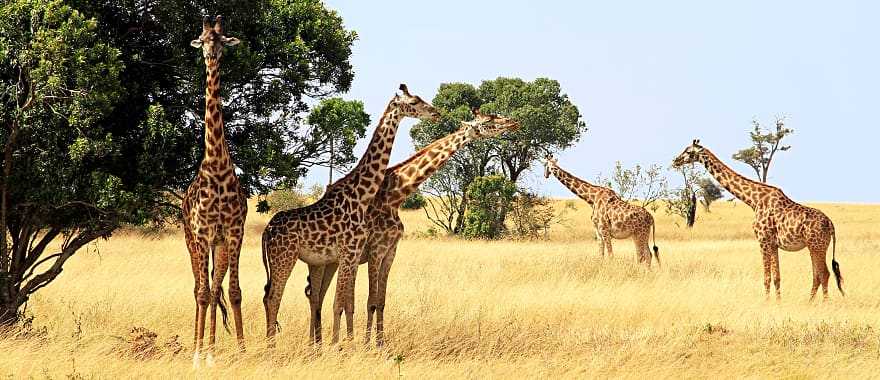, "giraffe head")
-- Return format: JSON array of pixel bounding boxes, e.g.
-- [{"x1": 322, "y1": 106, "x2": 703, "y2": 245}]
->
[
  {"x1": 672, "y1": 139, "x2": 706, "y2": 168},
  {"x1": 395, "y1": 84, "x2": 440, "y2": 121},
  {"x1": 541, "y1": 155, "x2": 559, "y2": 178},
  {"x1": 190, "y1": 16, "x2": 240, "y2": 65},
  {"x1": 461, "y1": 108, "x2": 519, "y2": 139}
]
